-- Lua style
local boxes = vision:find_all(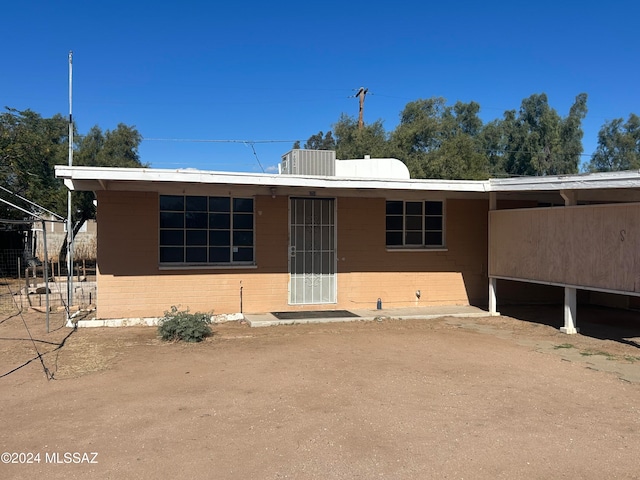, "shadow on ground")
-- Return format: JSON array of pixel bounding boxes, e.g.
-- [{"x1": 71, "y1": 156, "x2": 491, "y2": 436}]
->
[{"x1": 499, "y1": 304, "x2": 640, "y2": 350}]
